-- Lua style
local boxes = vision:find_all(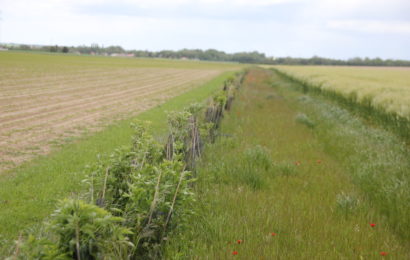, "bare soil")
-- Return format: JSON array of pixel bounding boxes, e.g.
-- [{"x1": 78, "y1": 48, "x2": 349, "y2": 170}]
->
[{"x1": 0, "y1": 67, "x2": 221, "y2": 172}]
